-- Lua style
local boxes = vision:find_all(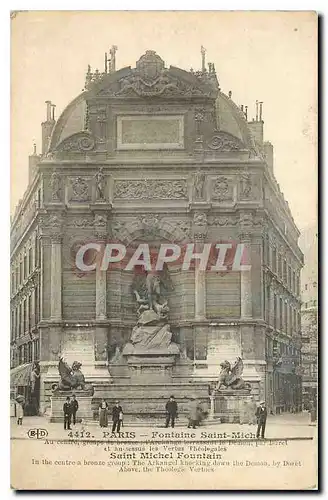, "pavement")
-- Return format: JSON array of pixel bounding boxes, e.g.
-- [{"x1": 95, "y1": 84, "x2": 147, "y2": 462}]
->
[{"x1": 11, "y1": 412, "x2": 317, "y2": 441}]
